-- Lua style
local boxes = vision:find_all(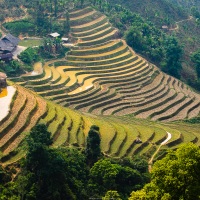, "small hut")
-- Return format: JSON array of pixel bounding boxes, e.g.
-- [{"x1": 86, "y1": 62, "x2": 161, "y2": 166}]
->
[
  {"x1": 0, "y1": 72, "x2": 7, "y2": 89},
  {"x1": 49, "y1": 32, "x2": 60, "y2": 38},
  {"x1": 61, "y1": 37, "x2": 69, "y2": 43},
  {"x1": 162, "y1": 25, "x2": 169, "y2": 32},
  {"x1": 0, "y1": 33, "x2": 20, "y2": 53},
  {"x1": 0, "y1": 33, "x2": 20, "y2": 61}
]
